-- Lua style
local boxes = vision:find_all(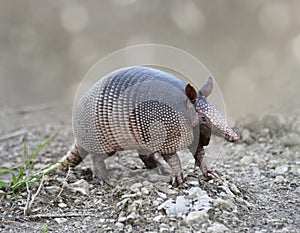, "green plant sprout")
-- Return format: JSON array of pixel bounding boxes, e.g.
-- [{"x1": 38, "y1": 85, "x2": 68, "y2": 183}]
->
[{"x1": 0, "y1": 132, "x2": 59, "y2": 199}]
